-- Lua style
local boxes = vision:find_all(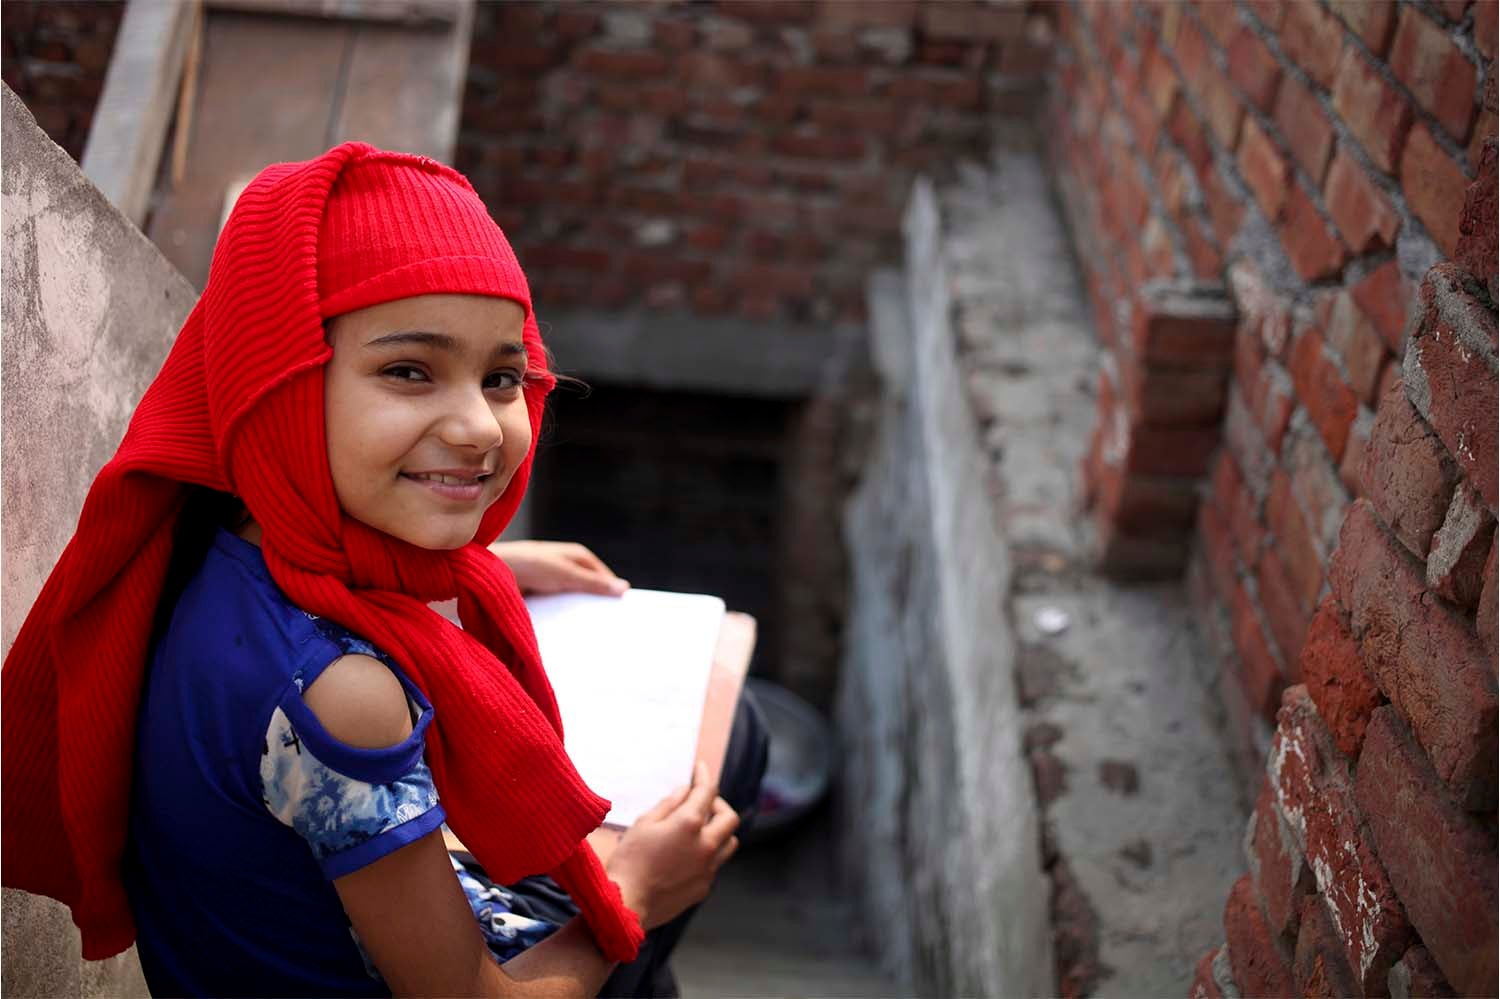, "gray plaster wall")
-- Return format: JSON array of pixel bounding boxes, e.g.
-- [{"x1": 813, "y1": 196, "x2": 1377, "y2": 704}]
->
[
  {"x1": 836, "y1": 179, "x2": 1053, "y2": 996},
  {"x1": 2, "y1": 83, "x2": 195, "y2": 998}
]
